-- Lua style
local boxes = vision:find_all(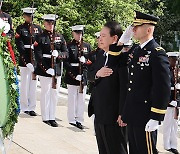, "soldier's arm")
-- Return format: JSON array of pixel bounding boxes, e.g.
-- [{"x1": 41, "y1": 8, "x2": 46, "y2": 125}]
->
[
  {"x1": 7, "y1": 15, "x2": 14, "y2": 38},
  {"x1": 150, "y1": 48, "x2": 171, "y2": 121},
  {"x1": 118, "y1": 66, "x2": 128, "y2": 115},
  {"x1": 63, "y1": 45, "x2": 77, "y2": 78},
  {"x1": 15, "y1": 26, "x2": 25, "y2": 55},
  {"x1": 15, "y1": 25, "x2": 27, "y2": 65},
  {"x1": 34, "y1": 36, "x2": 50, "y2": 72},
  {"x1": 83, "y1": 44, "x2": 93, "y2": 66}
]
